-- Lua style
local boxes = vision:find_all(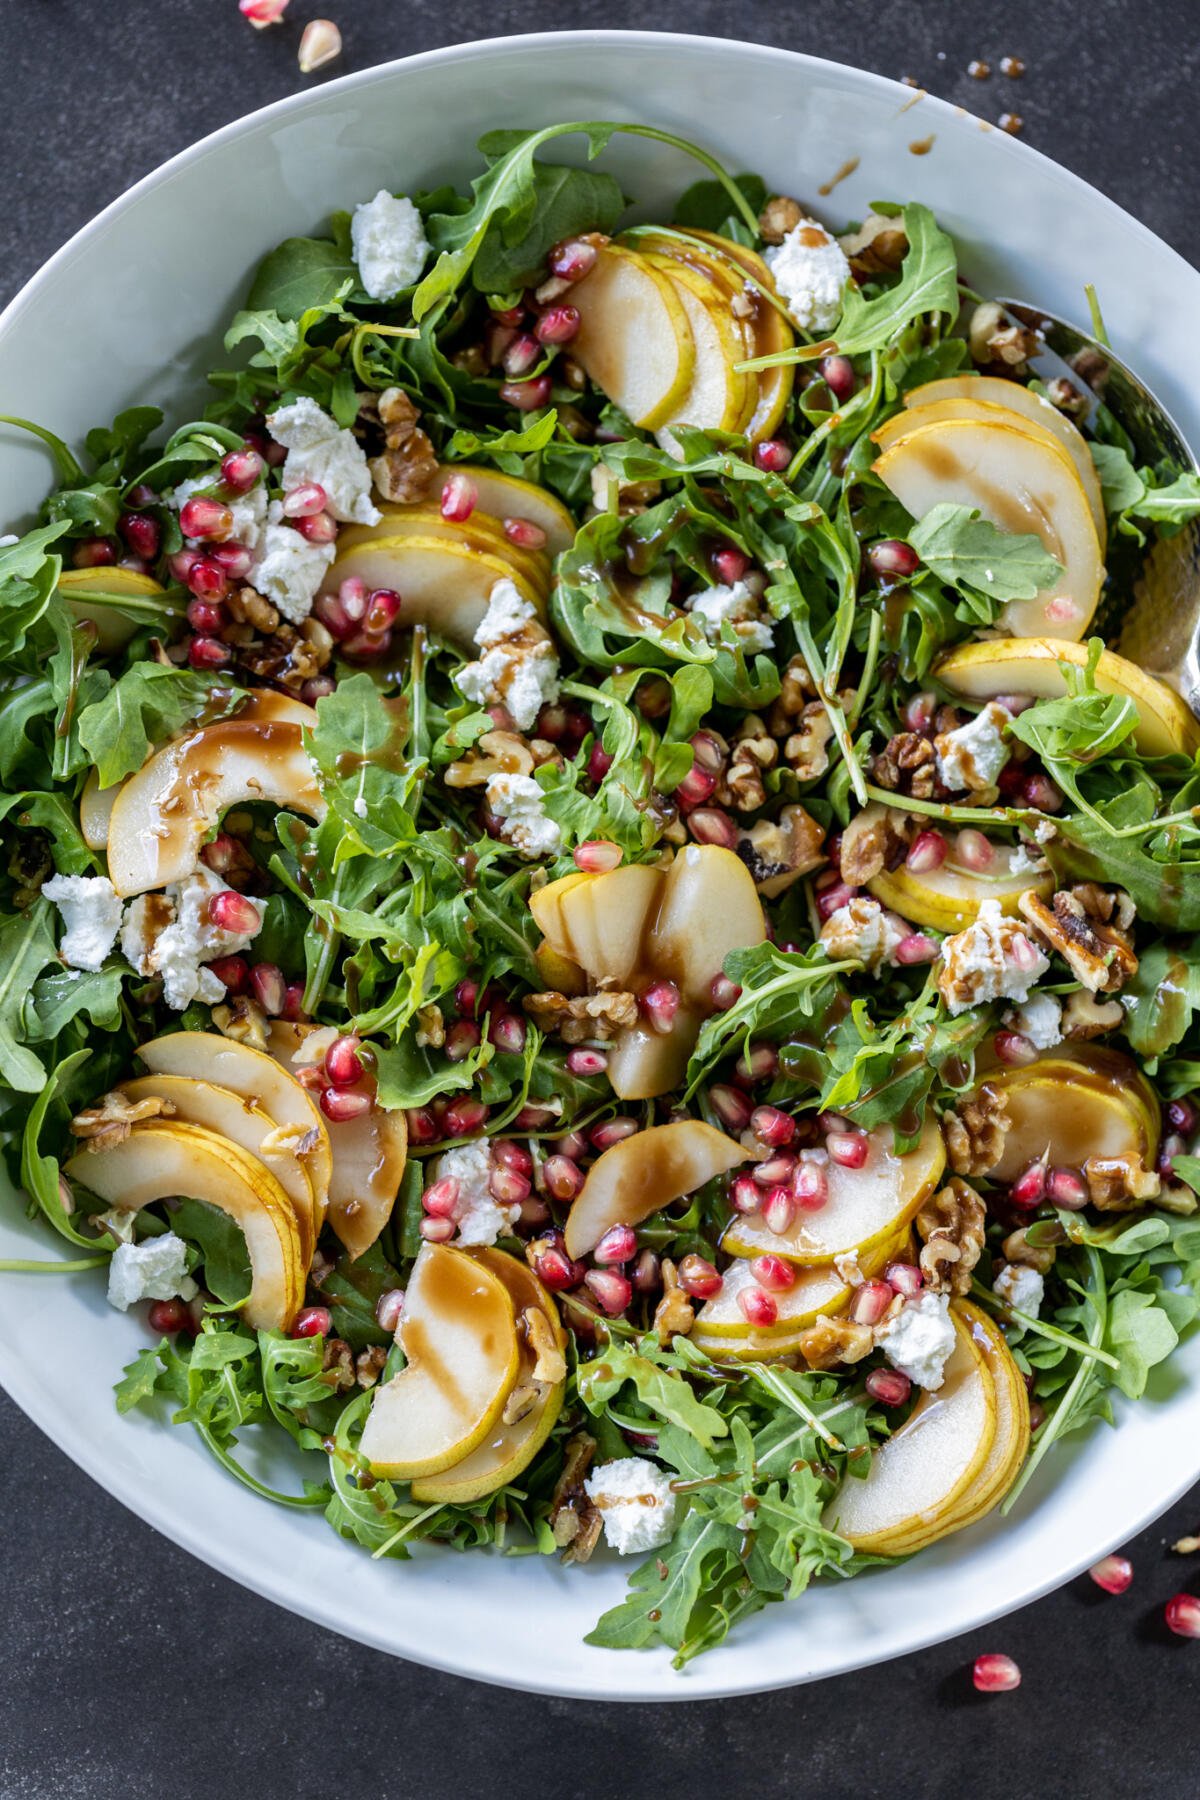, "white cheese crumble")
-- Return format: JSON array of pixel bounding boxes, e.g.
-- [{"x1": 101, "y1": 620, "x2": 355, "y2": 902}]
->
[
  {"x1": 351, "y1": 190, "x2": 430, "y2": 301},
  {"x1": 120, "y1": 869, "x2": 262, "y2": 1010},
  {"x1": 935, "y1": 702, "x2": 1011, "y2": 793},
  {"x1": 107, "y1": 1232, "x2": 198, "y2": 1313},
  {"x1": 1004, "y1": 990, "x2": 1063, "y2": 1050},
  {"x1": 456, "y1": 578, "x2": 561, "y2": 731},
  {"x1": 937, "y1": 899, "x2": 1050, "y2": 1015},
  {"x1": 876, "y1": 1291, "x2": 957, "y2": 1391},
  {"x1": 994, "y1": 1262, "x2": 1045, "y2": 1322},
  {"x1": 485, "y1": 773, "x2": 562, "y2": 859},
  {"x1": 266, "y1": 396, "x2": 381, "y2": 527},
  {"x1": 819, "y1": 896, "x2": 909, "y2": 971},
  {"x1": 0, "y1": 534, "x2": 18, "y2": 547},
  {"x1": 686, "y1": 579, "x2": 775, "y2": 654},
  {"x1": 584, "y1": 1456, "x2": 680, "y2": 1556},
  {"x1": 433, "y1": 1139, "x2": 519, "y2": 1246},
  {"x1": 1008, "y1": 842, "x2": 1048, "y2": 877},
  {"x1": 251, "y1": 521, "x2": 336, "y2": 625},
  {"x1": 765, "y1": 219, "x2": 851, "y2": 334},
  {"x1": 42, "y1": 874, "x2": 124, "y2": 971},
  {"x1": 172, "y1": 472, "x2": 269, "y2": 550}
]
